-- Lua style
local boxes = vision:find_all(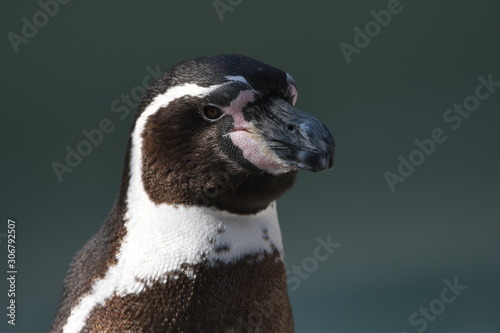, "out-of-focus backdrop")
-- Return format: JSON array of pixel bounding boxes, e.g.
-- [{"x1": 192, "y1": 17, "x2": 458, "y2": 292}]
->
[{"x1": 2, "y1": 0, "x2": 499, "y2": 332}]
